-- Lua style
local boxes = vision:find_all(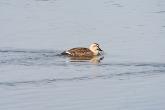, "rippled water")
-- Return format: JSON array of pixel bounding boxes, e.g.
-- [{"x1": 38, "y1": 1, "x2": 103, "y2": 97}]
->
[
  {"x1": 0, "y1": 0, "x2": 165, "y2": 110},
  {"x1": 0, "y1": 49, "x2": 165, "y2": 110}
]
